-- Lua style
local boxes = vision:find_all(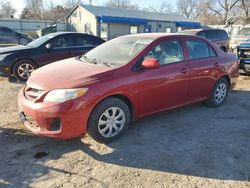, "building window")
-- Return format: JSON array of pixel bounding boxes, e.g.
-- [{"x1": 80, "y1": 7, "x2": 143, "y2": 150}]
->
[
  {"x1": 130, "y1": 25, "x2": 138, "y2": 34},
  {"x1": 165, "y1": 27, "x2": 171, "y2": 33},
  {"x1": 101, "y1": 23, "x2": 108, "y2": 40},
  {"x1": 79, "y1": 11, "x2": 81, "y2": 21},
  {"x1": 72, "y1": 24, "x2": 77, "y2": 31},
  {"x1": 85, "y1": 23, "x2": 91, "y2": 34}
]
